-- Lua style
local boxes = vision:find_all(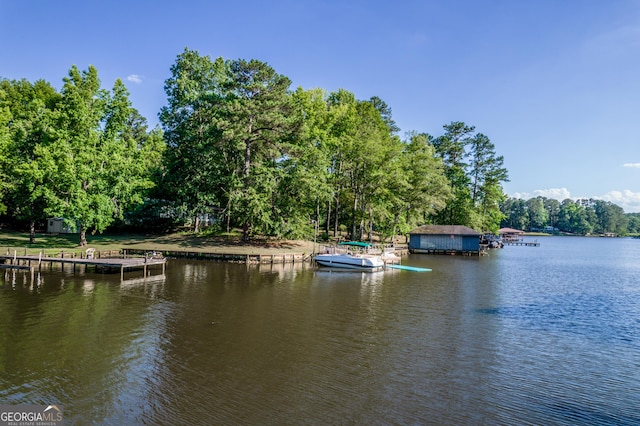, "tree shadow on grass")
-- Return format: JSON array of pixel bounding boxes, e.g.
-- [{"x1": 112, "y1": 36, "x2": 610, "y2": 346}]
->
[
  {"x1": 0, "y1": 233, "x2": 78, "y2": 249},
  {"x1": 0, "y1": 232, "x2": 149, "y2": 250},
  {"x1": 131, "y1": 233, "x2": 314, "y2": 252},
  {"x1": 0, "y1": 231, "x2": 314, "y2": 253}
]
